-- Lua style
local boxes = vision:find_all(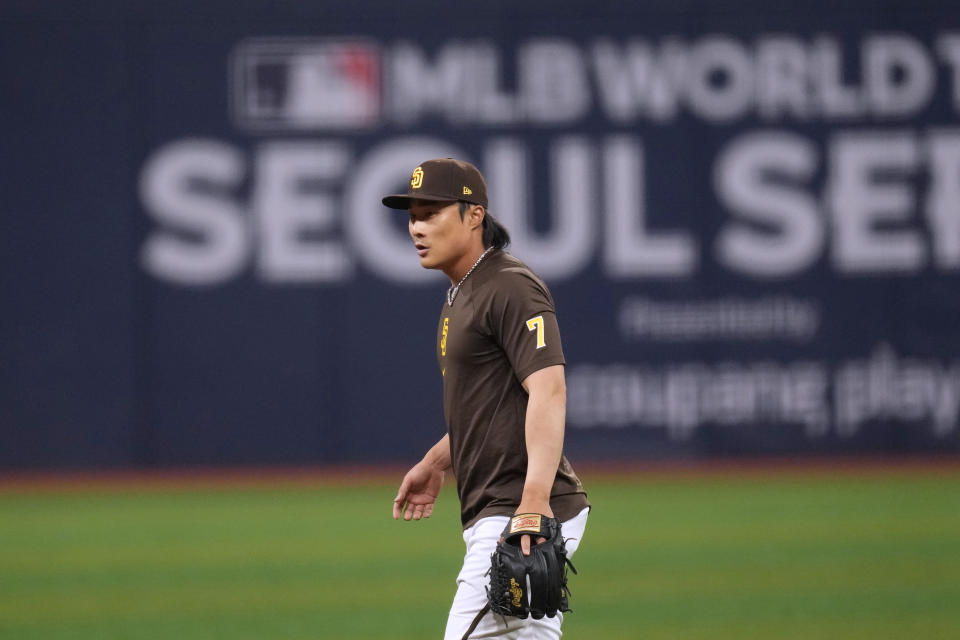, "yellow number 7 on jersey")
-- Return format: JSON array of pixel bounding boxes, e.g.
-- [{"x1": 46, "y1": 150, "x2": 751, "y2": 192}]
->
[{"x1": 526, "y1": 315, "x2": 546, "y2": 349}]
